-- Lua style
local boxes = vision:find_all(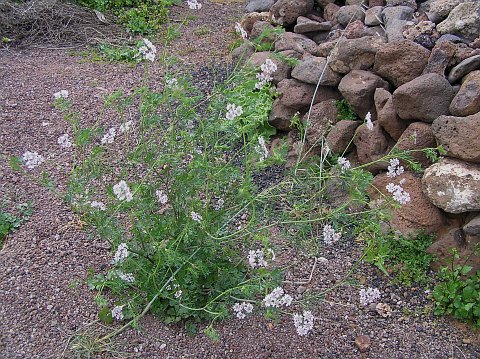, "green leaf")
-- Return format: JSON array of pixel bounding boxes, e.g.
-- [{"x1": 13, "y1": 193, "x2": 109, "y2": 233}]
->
[
  {"x1": 98, "y1": 306, "x2": 113, "y2": 324},
  {"x1": 461, "y1": 266, "x2": 473, "y2": 276}
]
